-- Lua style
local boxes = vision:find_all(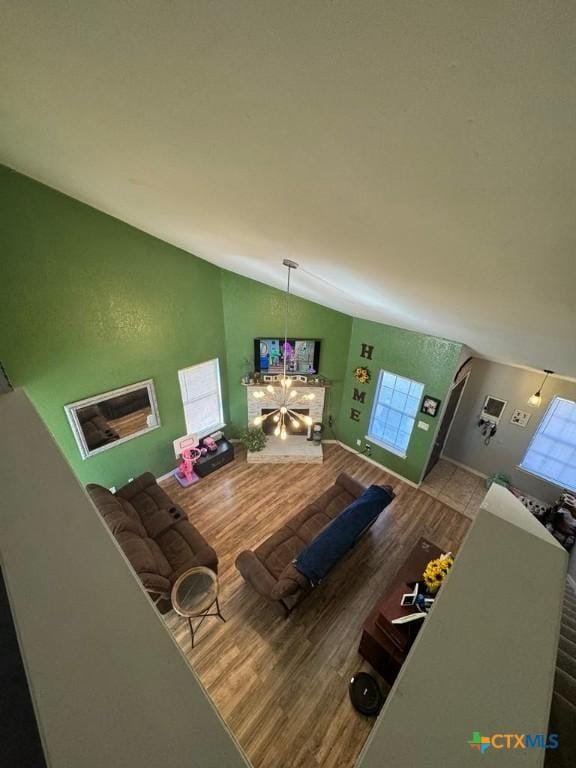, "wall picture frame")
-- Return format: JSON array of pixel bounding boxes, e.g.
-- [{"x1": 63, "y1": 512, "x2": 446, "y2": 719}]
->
[{"x1": 421, "y1": 395, "x2": 441, "y2": 417}]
